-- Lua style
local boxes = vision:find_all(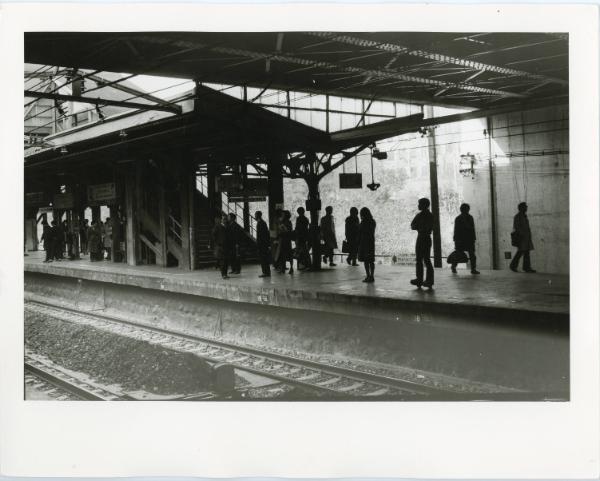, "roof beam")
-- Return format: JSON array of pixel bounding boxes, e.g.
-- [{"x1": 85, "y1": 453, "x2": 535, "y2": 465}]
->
[
  {"x1": 24, "y1": 90, "x2": 182, "y2": 114},
  {"x1": 135, "y1": 35, "x2": 526, "y2": 99},
  {"x1": 308, "y1": 32, "x2": 568, "y2": 87}
]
